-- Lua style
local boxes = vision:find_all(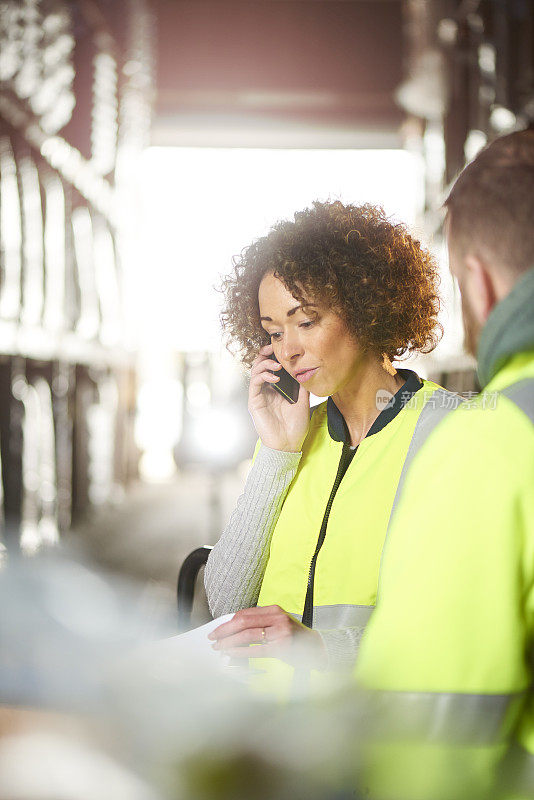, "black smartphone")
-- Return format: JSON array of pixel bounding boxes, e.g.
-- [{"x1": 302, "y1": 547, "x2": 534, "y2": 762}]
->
[{"x1": 267, "y1": 353, "x2": 300, "y2": 404}]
